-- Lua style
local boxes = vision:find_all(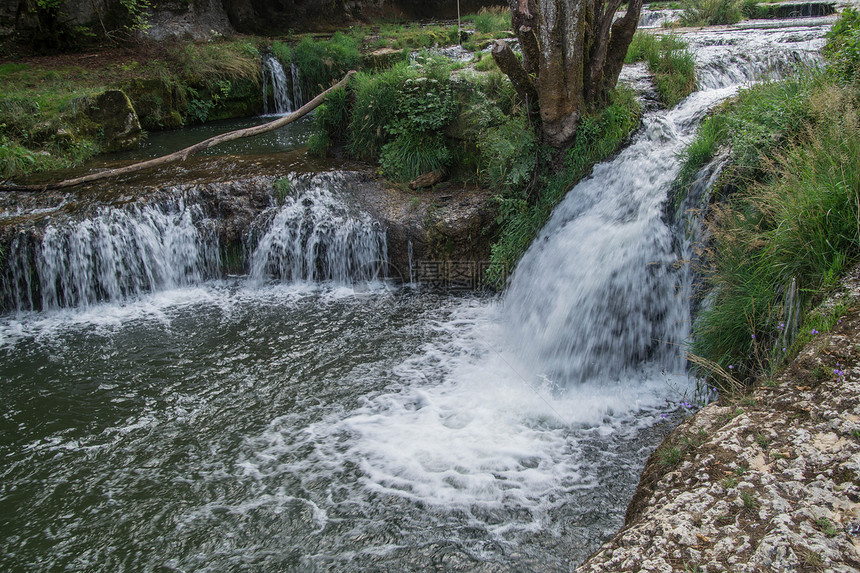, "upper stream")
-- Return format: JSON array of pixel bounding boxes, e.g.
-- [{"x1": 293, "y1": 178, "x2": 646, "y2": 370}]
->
[{"x1": 0, "y1": 20, "x2": 830, "y2": 572}]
